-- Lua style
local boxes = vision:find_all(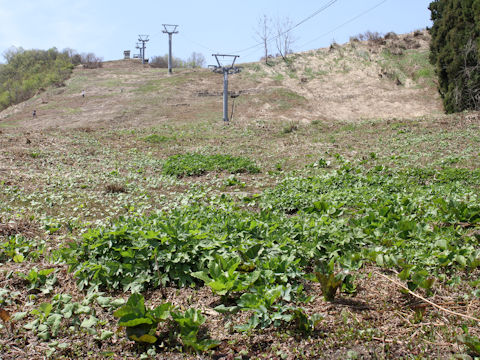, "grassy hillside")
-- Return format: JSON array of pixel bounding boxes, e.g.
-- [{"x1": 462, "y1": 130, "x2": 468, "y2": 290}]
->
[{"x1": 0, "y1": 31, "x2": 480, "y2": 359}]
